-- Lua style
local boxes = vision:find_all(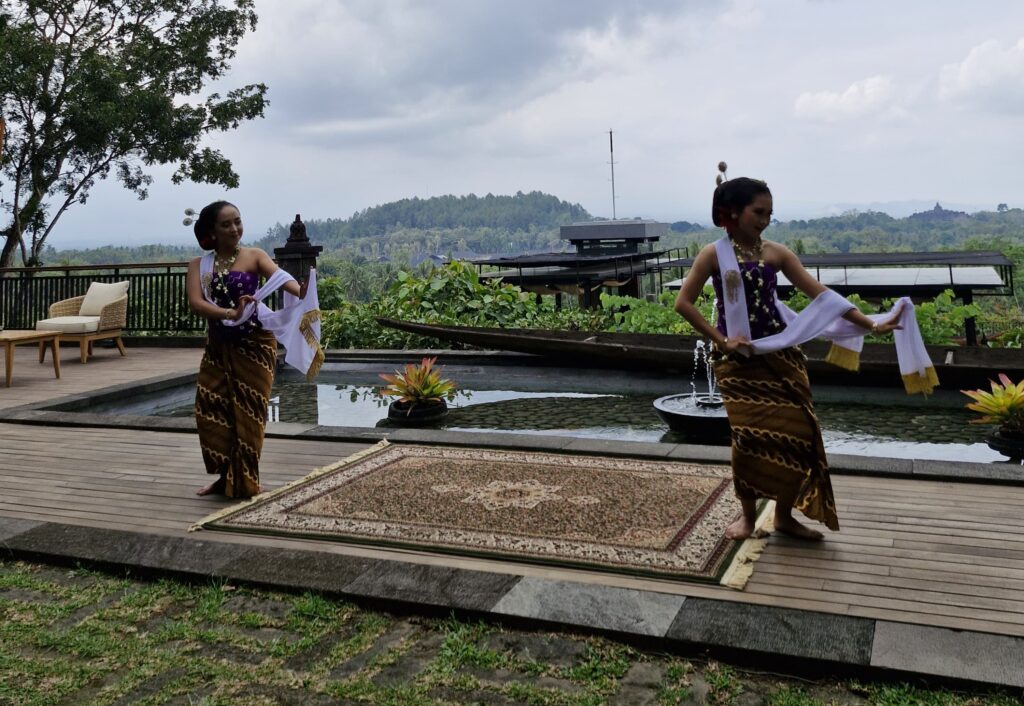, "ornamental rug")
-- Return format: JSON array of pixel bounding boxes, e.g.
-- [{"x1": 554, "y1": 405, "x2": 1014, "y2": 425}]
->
[{"x1": 194, "y1": 442, "x2": 770, "y2": 588}]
